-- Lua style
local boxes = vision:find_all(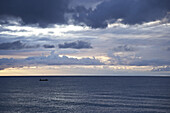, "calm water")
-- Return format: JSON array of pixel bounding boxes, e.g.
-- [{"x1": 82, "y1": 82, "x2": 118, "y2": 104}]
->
[{"x1": 0, "y1": 76, "x2": 170, "y2": 113}]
